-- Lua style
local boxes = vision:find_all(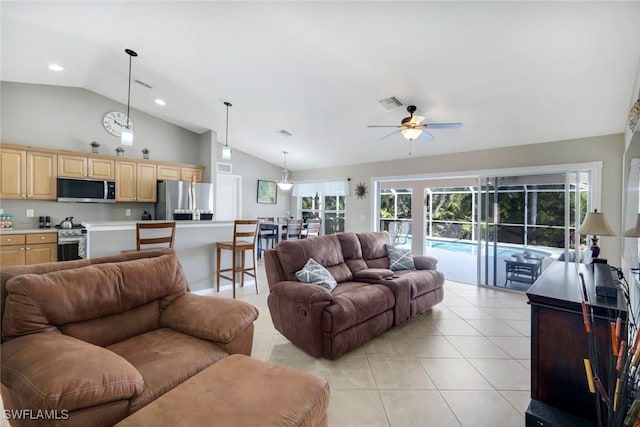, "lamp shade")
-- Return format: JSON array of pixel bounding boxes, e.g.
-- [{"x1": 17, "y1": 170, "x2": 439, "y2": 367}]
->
[
  {"x1": 577, "y1": 210, "x2": 616, "y2": 236},
  {"x1": 222, "y1": 145, "x2": 231, "y2": 160},
  {"x1": 401, "y1": 128, "x2": 422, "y2": 141},
  {"x1": 277, "y1": 151, "x2": 293, "y2": 191},
  {"x1": 121, "y1": 128, "x2": 133, "y2": 146},
  {"x1": 625, "y1": 214, "x2": 640, "y2": 237}
]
